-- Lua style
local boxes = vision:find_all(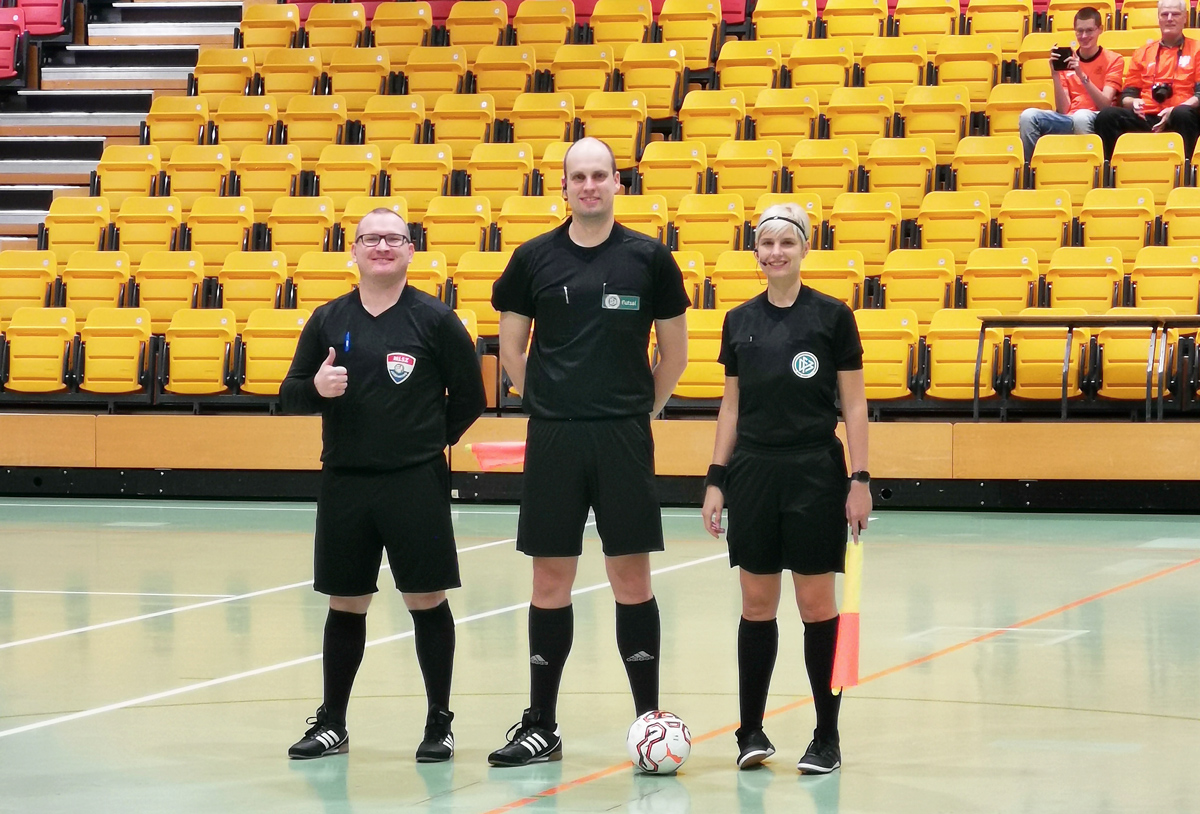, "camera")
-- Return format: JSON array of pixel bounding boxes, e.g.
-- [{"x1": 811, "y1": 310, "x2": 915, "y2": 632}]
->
[
  {"x1": 1152, "y1": 83, "x2": 1174, "y2": 103},
  {"x1": 1050, "y1": 47, "x2": 1073, "y2": 71}
]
